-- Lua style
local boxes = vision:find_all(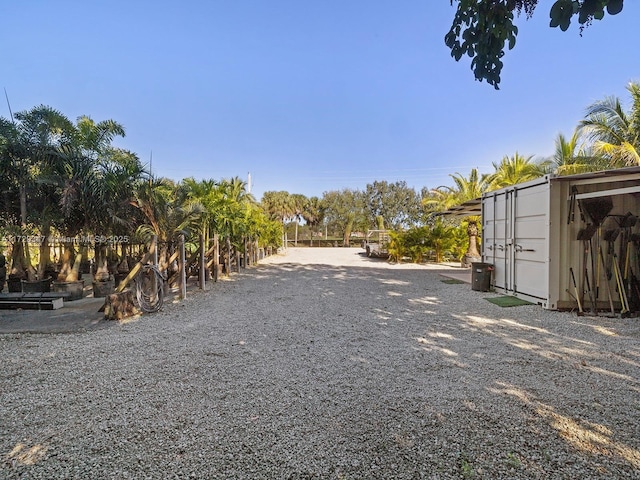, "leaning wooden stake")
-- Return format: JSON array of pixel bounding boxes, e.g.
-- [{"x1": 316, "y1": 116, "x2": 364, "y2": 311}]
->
[
  {"x1": 101, "y1": 247, "x2": 154, "y2": 314},
  {"x1": 569, "y1": 267, "x2": 583, "y2": 315},
  {"x1": 115, "y1": 251, "x2": 153, "y2": 293}
]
